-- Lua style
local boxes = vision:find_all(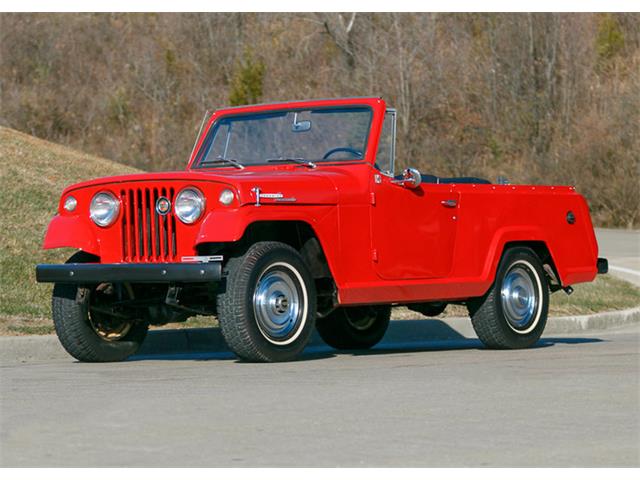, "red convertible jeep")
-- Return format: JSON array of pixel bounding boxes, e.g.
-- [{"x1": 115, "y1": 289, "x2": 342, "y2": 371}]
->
[{"x1": 36, "y1": 97, "x2": 607, "y2": 362}]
